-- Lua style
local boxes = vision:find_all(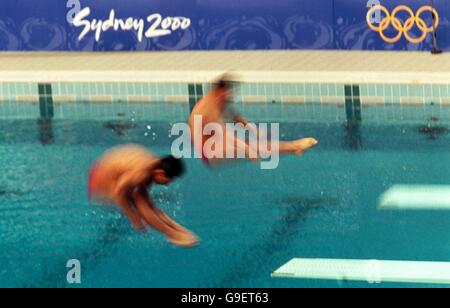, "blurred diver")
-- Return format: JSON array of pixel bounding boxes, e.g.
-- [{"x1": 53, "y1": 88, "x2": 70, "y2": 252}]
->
[{"x1": 88, "y1": 144, "x2": 198, "y2": 247}]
